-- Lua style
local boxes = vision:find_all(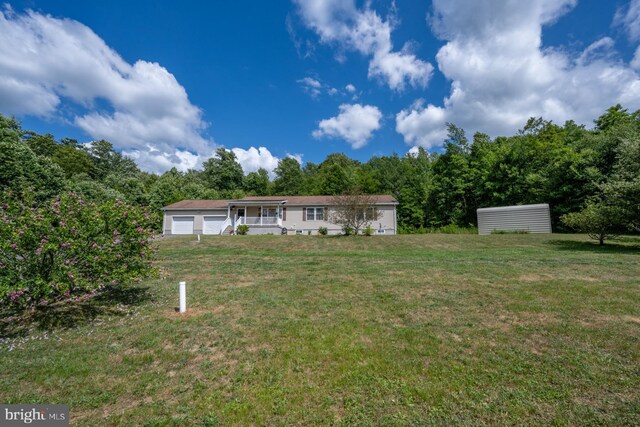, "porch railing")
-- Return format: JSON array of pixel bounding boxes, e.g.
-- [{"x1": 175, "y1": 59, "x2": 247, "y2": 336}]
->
[
  {"x1": 219, "y1": 217, "x2": 232, "y2": 235},
  {"x1": 237, "y1": 216, "x2": 279, "y2": 226}
]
